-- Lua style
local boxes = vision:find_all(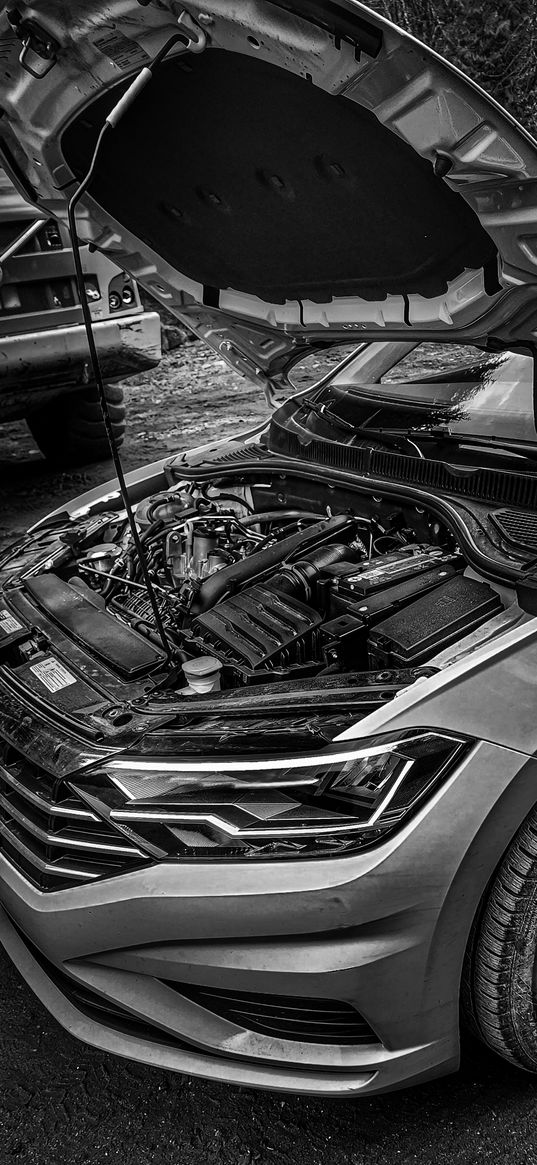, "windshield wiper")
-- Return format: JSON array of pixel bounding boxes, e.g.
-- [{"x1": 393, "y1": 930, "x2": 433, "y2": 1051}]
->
[
  {"x1": 298, "y1": 399, "x2": 425, "y2": 455},
  {"x1": 298, "y1": 397, "x2": 356, "y2": 433},
  {"x1": 297, "y1": 399, "x2": 537, "y2": 463},
  {"x1": 414, "y1": 428, "x2": 537, "y2": 462}
]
